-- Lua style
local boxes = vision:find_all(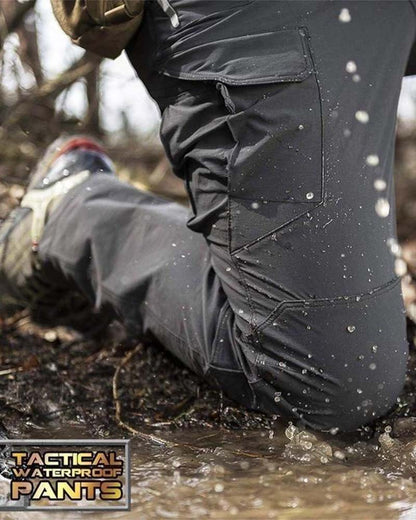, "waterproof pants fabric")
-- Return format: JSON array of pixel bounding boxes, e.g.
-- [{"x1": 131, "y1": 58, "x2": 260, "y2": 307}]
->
[{"x1": 39, "y1": 1, "x2": 416, "y2": 431}]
